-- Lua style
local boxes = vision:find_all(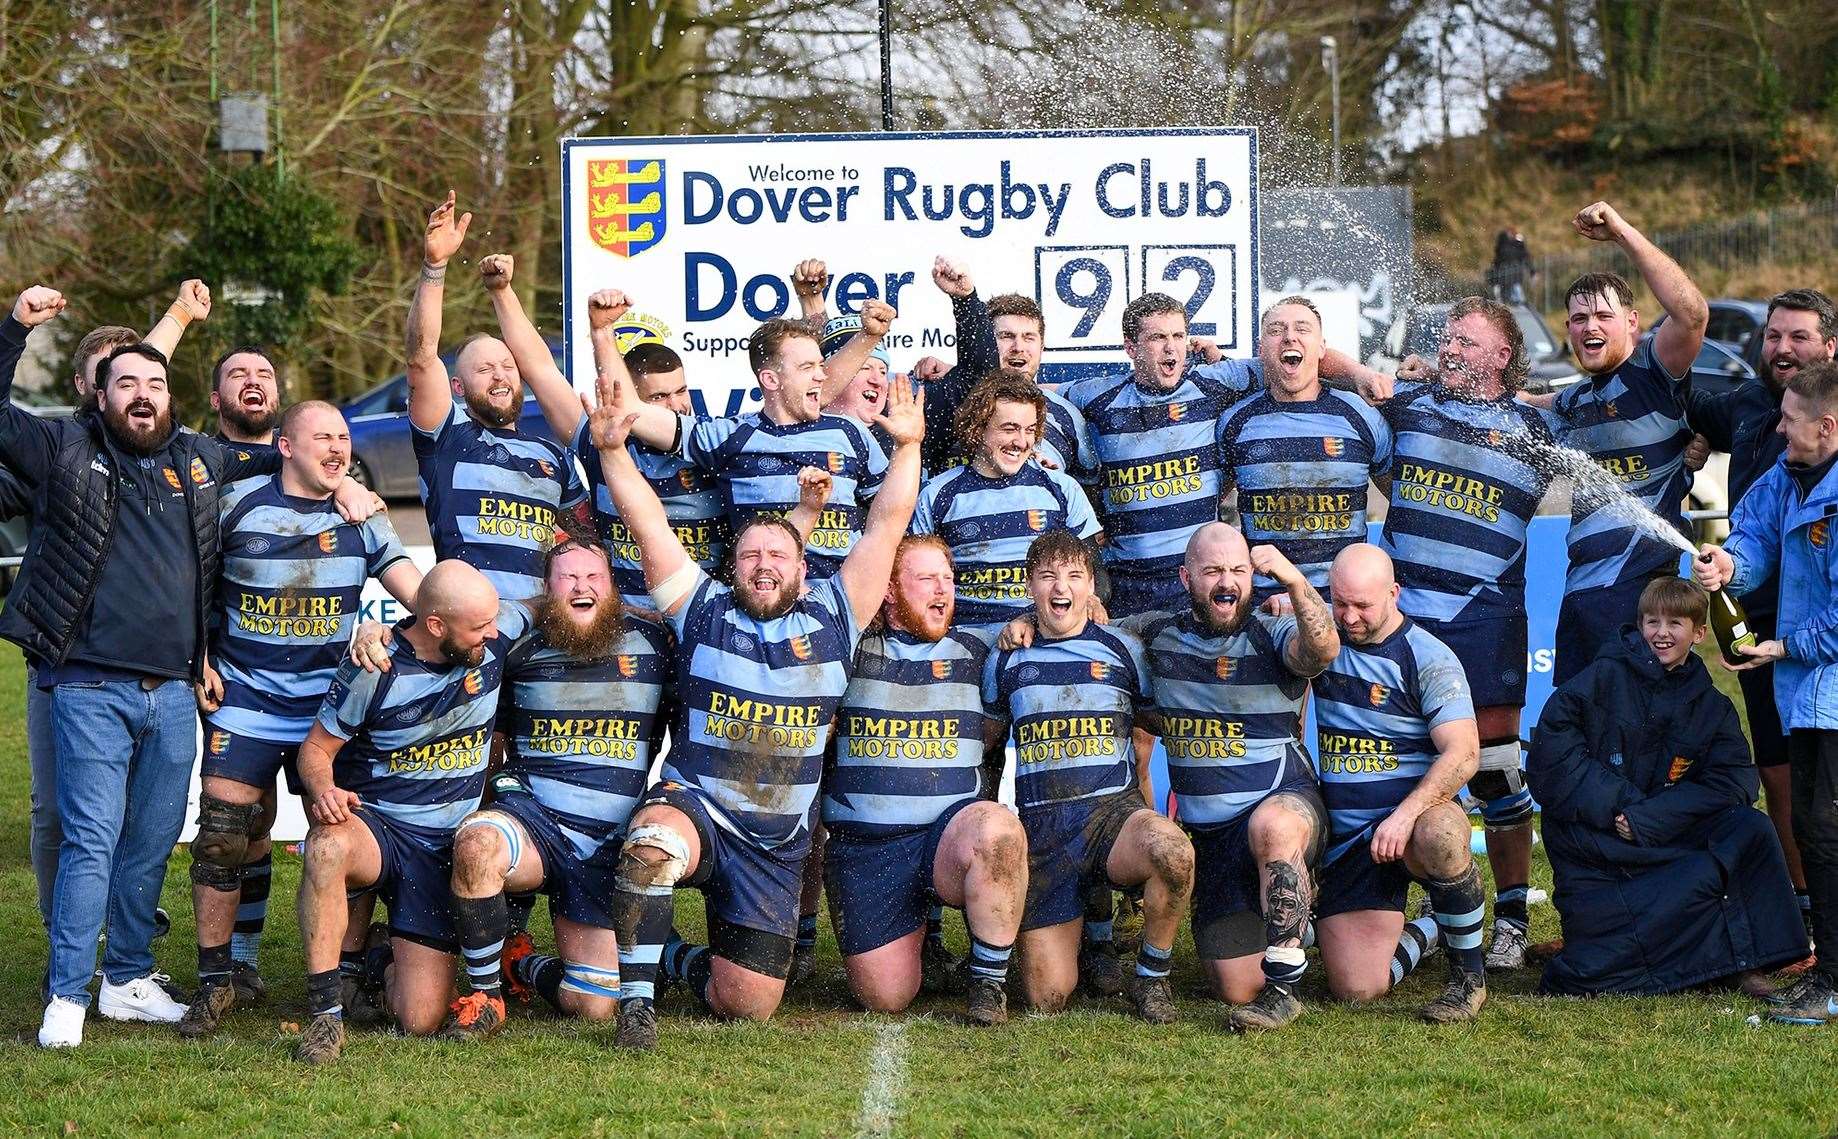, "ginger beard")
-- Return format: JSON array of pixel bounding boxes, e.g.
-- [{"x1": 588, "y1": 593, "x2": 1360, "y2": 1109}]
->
[
  {"x1": 457, "y1": 339, "x2": 523, "y2": 428},
  {"x1": 535, "y1": 588, "x2": 626, "y2": 659},
  {"x1": 732, "y1": 523, "x2": 804, "y2": 621},
  {"x1": 887, "y1": 544, "x2": 955, "y2": 642}
]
